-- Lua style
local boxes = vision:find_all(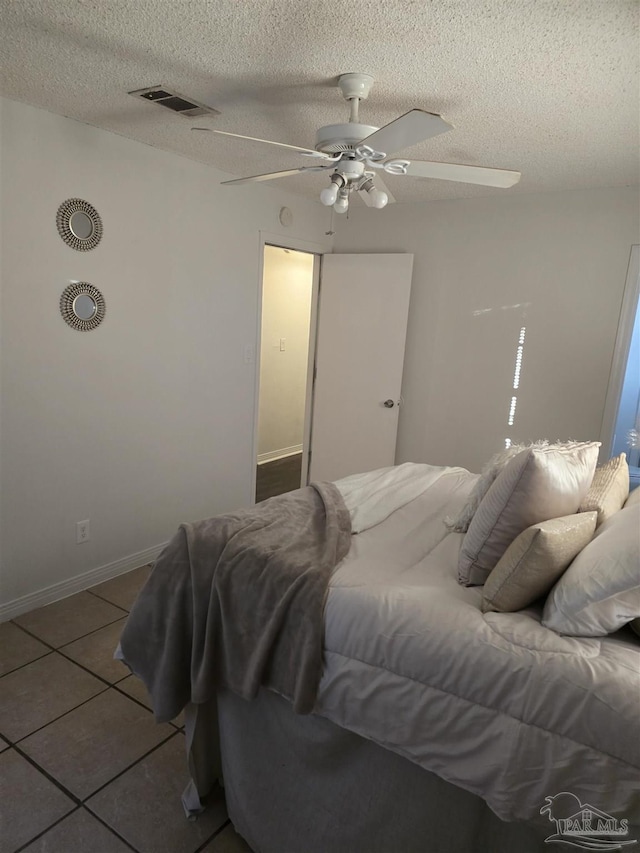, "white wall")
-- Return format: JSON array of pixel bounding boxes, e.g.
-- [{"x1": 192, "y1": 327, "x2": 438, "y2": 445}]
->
[
  {"x1": 0, "y1": 97, "x2": 331, "y2": 614},
  {"x1": 335, "y1": 187, "x2": 639, "y2": 473},
  {"x1": 257, "y1": 246, "x2": 314, "y2": 459}
]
